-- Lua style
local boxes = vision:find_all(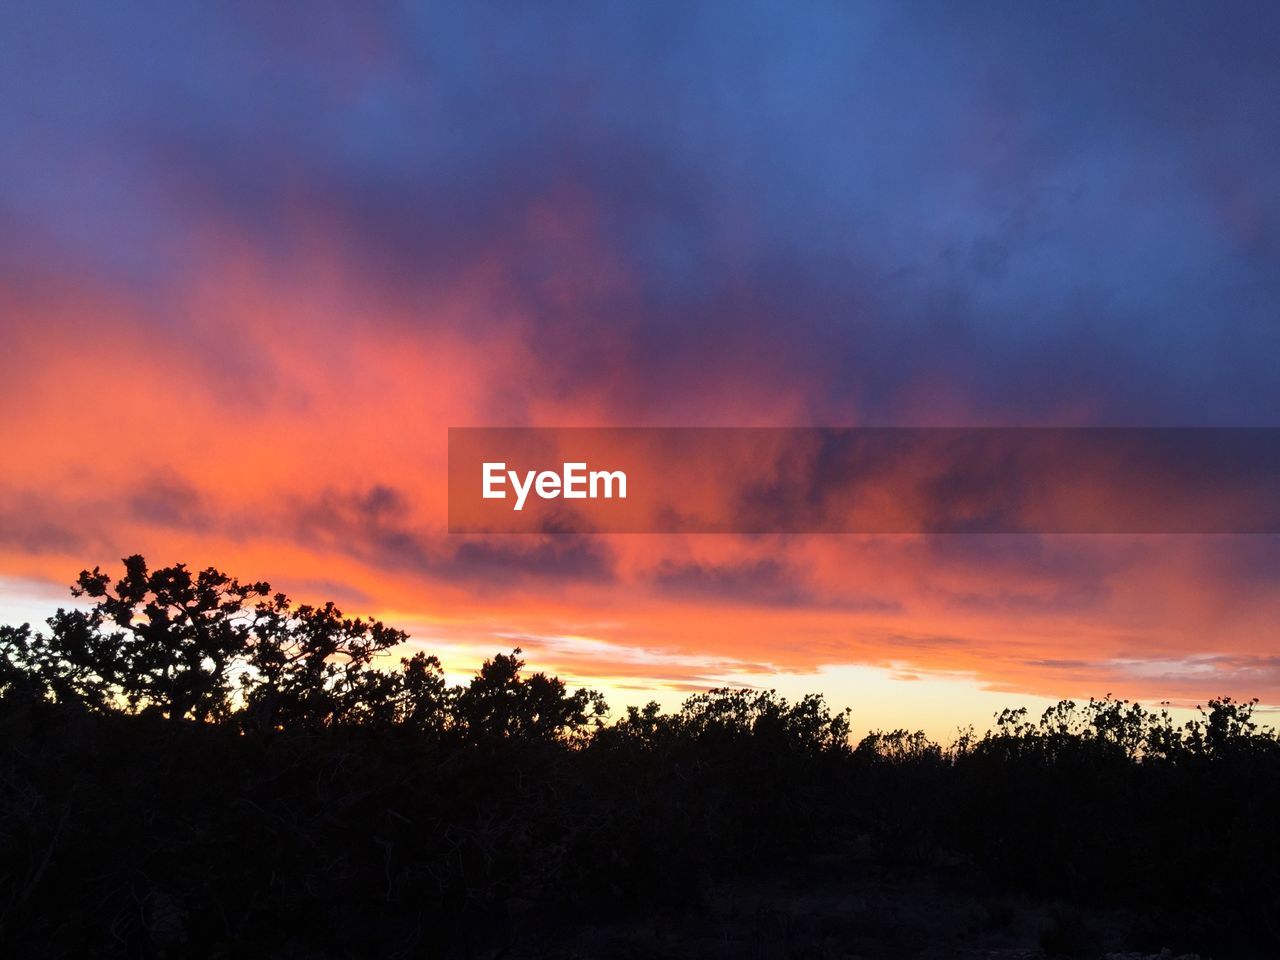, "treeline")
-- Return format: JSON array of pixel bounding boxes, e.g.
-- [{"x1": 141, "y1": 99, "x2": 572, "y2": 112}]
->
[
  {"x1": 2, "y1": 558, "x2": 1279, "y2": 958},
  {"x1": 0, "y1": 556, "x2": 604, "y2": 740}
]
